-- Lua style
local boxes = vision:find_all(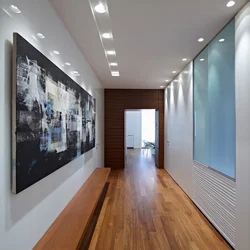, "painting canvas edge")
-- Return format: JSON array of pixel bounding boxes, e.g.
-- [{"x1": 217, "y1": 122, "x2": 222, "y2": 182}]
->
[{"x1": 12, "y1": 32, "x2": 17, "y2": 194}]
